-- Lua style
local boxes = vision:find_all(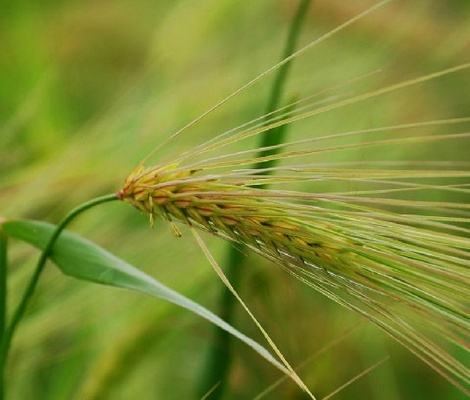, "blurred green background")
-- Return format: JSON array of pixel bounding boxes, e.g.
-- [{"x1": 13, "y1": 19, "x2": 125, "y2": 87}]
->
[{"x1": 1, "y1": 0, "x2": 469, "y2": 399}]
